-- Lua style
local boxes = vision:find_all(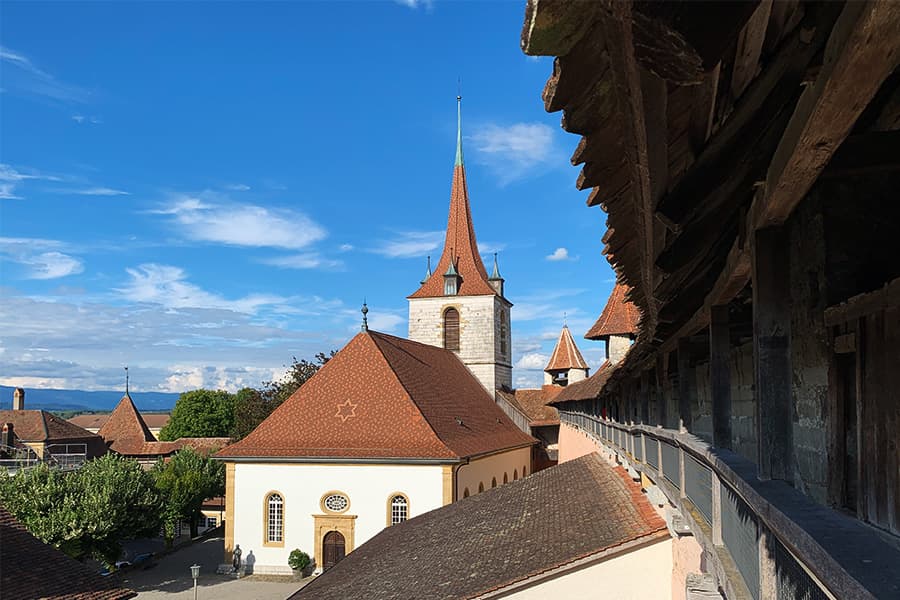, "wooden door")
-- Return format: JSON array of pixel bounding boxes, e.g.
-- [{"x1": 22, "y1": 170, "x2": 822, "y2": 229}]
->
[{"x1": 322, "y1": 530, "x2": 345, "y2": 570}]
